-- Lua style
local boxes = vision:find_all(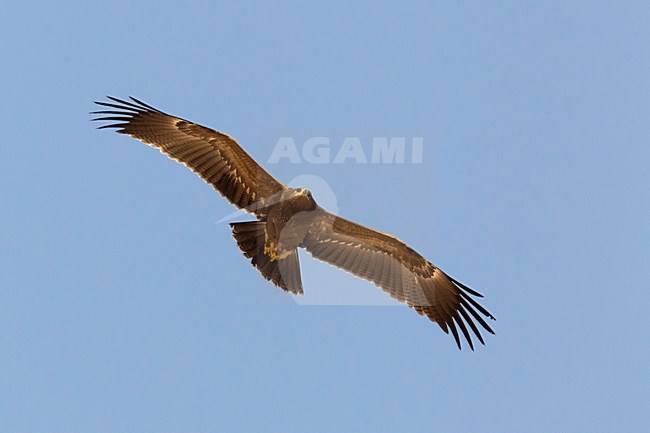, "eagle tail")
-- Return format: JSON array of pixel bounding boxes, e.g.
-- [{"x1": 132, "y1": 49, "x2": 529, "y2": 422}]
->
[{"x1": 230, "y1": 221, "x2": 303, "y2": 295}]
